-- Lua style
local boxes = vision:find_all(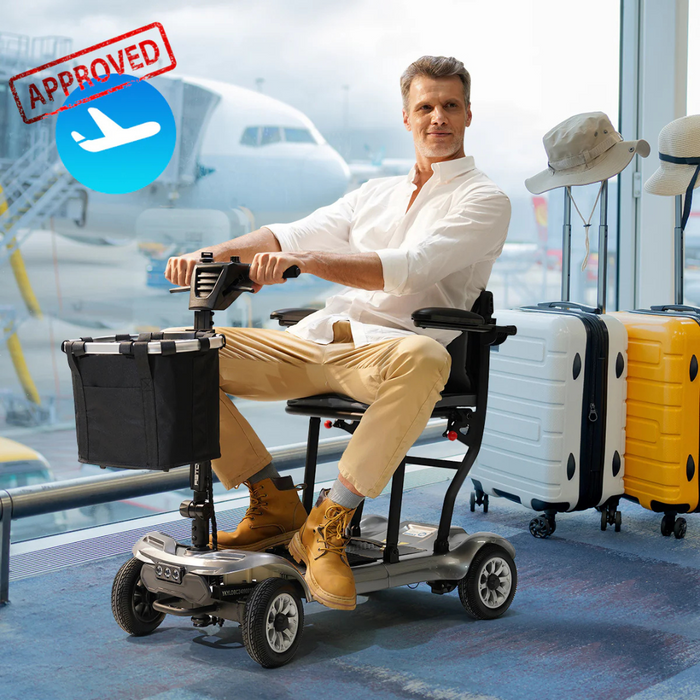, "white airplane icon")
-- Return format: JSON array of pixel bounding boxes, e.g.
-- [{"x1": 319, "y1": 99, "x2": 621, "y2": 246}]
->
[{"x1": 71, "y1": 108, "x2": 161, "y2": 153}]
